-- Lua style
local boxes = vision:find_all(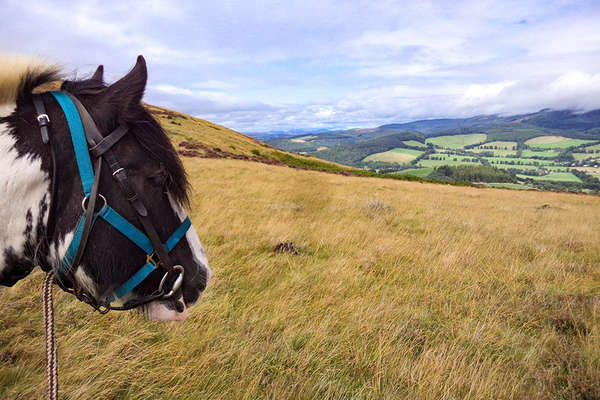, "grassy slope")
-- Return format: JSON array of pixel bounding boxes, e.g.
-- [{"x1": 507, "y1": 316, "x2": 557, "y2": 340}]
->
[
  {"x1": 146, "y1": 104, "x2": 355, "y2": 174},
  {"x1": 2, "y1": 156, "x2": 600, "y2": 399}
]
